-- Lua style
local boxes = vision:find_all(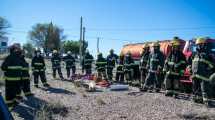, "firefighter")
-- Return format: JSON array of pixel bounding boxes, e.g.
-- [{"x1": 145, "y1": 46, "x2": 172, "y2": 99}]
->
[
  {"x1": 16, "y1": 50, "x2": 33, "y2": 99},
  {"x1": 106, "y1": 49, "x2": 118, "y2": 81},
  {"x1": 51, "y1": 50, "x2": 64, "y2": 80},
  {"x1": 96, "y1": 53, "x2": 107, "y2": 81},
  {"x1": 1, "y1": 43, "x2": 23, "y2": 110},
  {"x1": 82, "y1": 50, "x2": 94, "y2": 75},
  {"x1": 32, "y1": 50, "x2": 50, "y2": 88},
  {"x1": 142, "y1": 42, "x2": 165, "y2": 92},
  {"x1": 123, "y1": 51, "x2": 134, "y2": 84},
  {"x1": 115, "y1": 54, "x2": 124, "y2": 83},
  {"x1": 139, "y1": 43, "x2": 150, "y2": 90},
  {"x1": 192, "y1": 37, "x2": 215, "y2": 106},
  {"x1": 63, "y1": 51, "x2": 76, "y2": 78},
  {"x1": 164, "y1": 37, "x2": 186, "y2": 97}
]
